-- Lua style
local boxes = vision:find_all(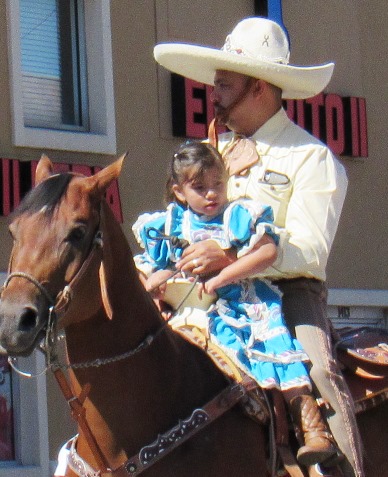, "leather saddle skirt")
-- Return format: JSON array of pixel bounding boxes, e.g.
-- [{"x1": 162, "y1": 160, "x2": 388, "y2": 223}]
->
[{"x1": 335, "y1": 327, "x2": 388, "y2": 413}]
